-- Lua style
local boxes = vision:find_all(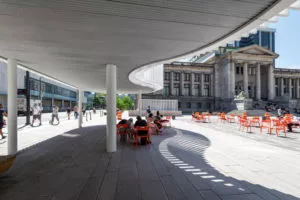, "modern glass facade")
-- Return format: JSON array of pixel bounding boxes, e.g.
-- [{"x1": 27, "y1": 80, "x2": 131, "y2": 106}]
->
[{"x1": 233, "y1": 28, "x2": 275, "y2": 52}]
